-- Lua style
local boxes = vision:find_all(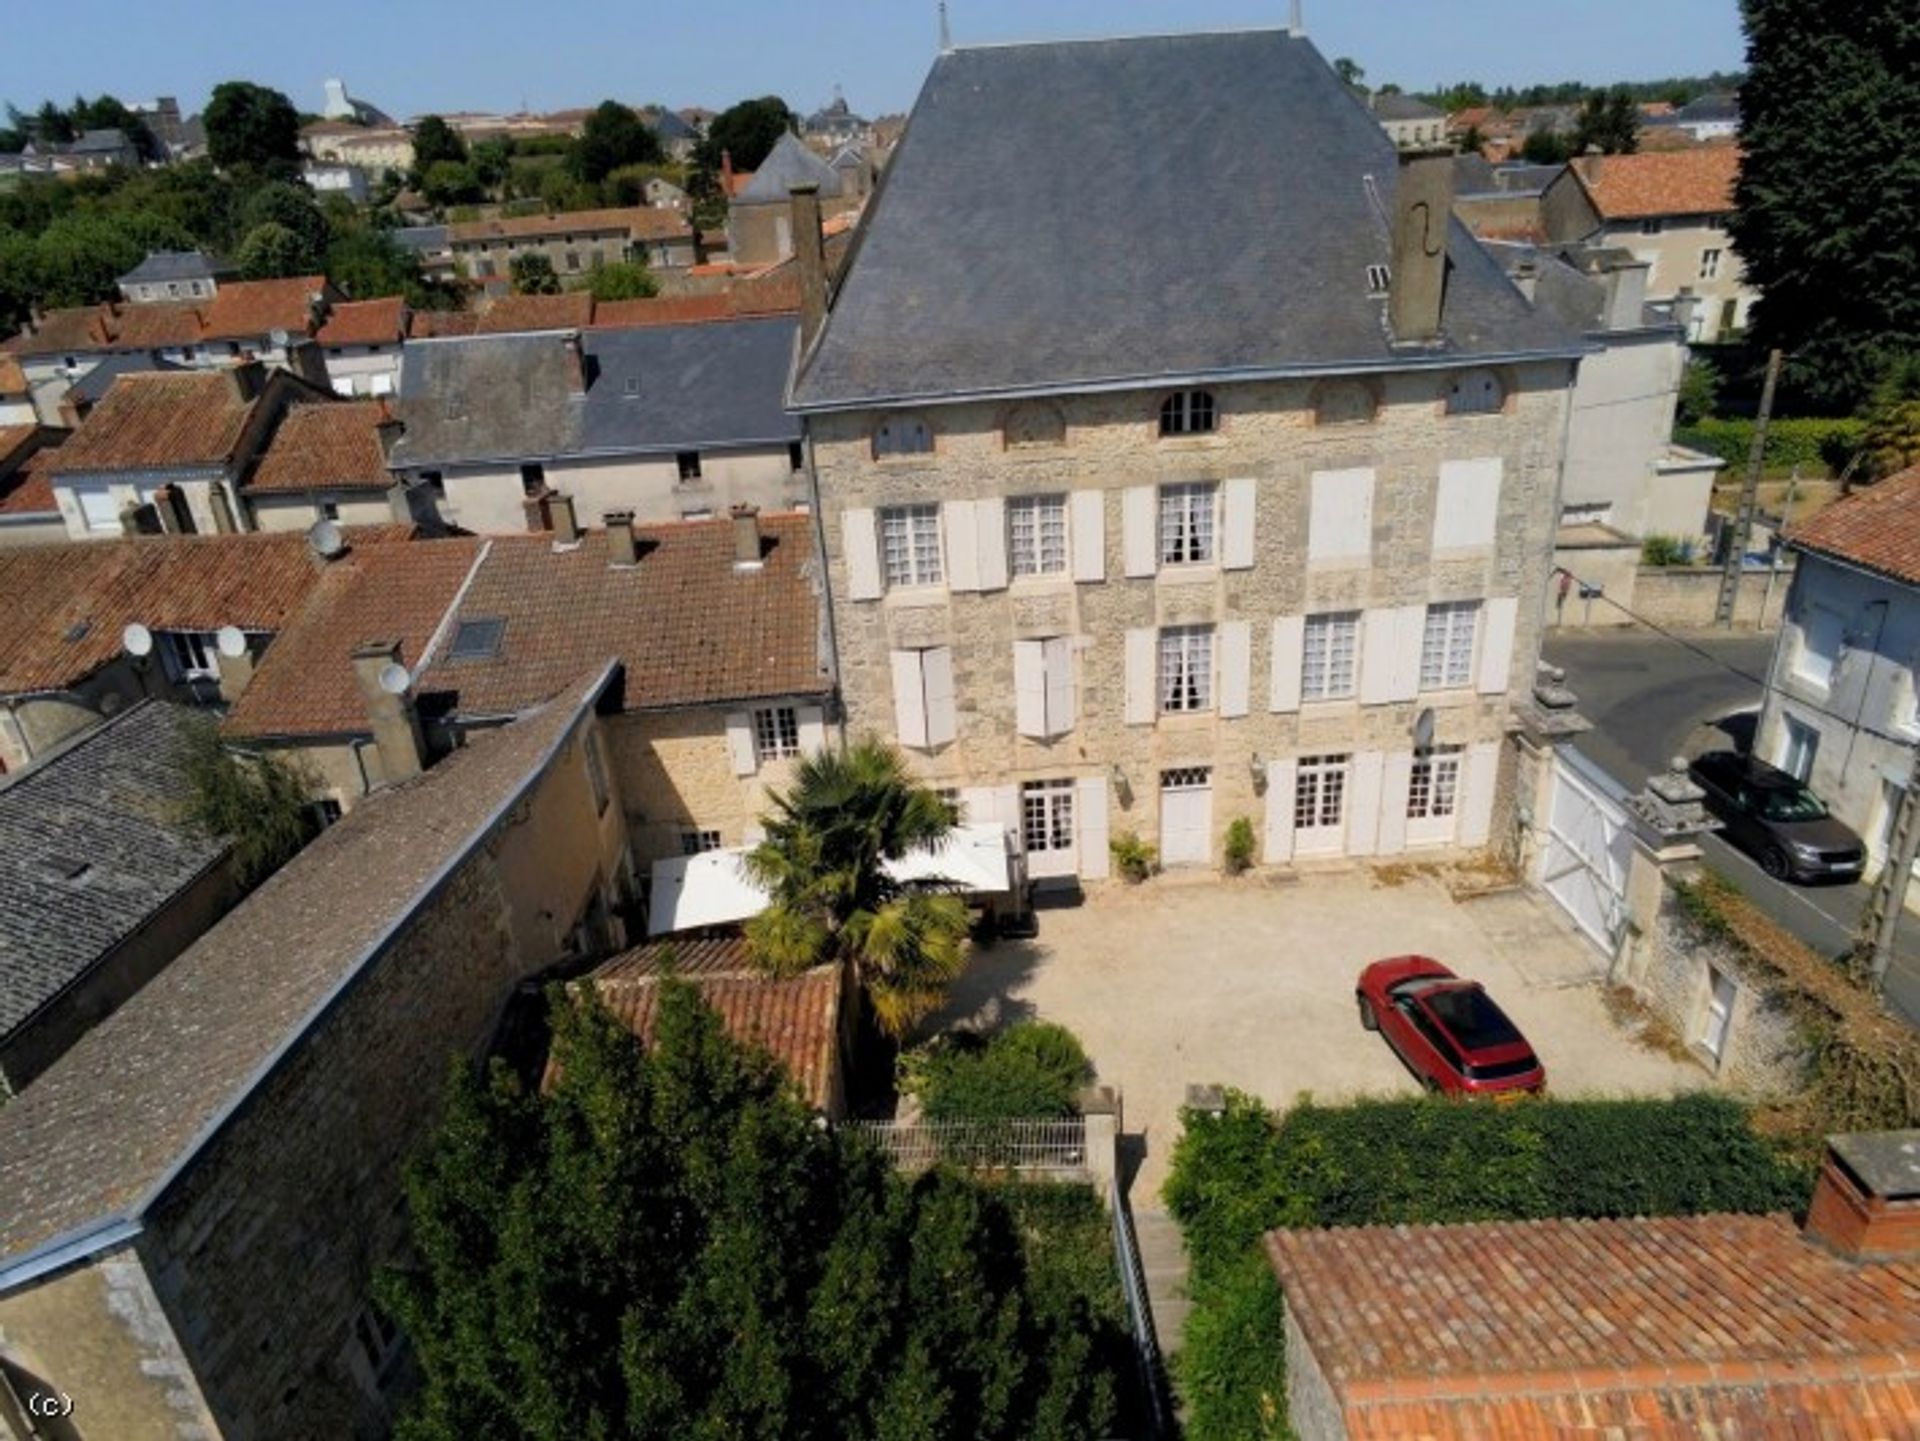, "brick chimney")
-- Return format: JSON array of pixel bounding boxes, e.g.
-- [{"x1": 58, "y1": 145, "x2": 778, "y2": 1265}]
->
[
  {"x1": 721, "y1": 147, "x2": 736, "y2": 196},
  {"x1": 216, "y1": 639, "x2": 254, "y2": 705},
  {"x1": 1804, "y1": 1131, "x2": 1920, "y2": 1261},
  {"x1": 550, "y1": 491, "x2": 580, "y2": 546},
  {"x1": 562, "y1": 332, "x2": 588, "y2": 394},
  {"x1": 788, "y1": 182, "x2": 828, "y2": 352},
  {"x1": 1387, "y1": 150, "x2": 1454, "y2": 345},
  {"x1": 731, "y1": 503, "x2": 763, "y2": 569},
  {"x1": 349, "y1": 638, "x2": 426, "y2": 786},
  {"x1": 604, "y1": 509, "x2": 638, "y2": 567}
]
